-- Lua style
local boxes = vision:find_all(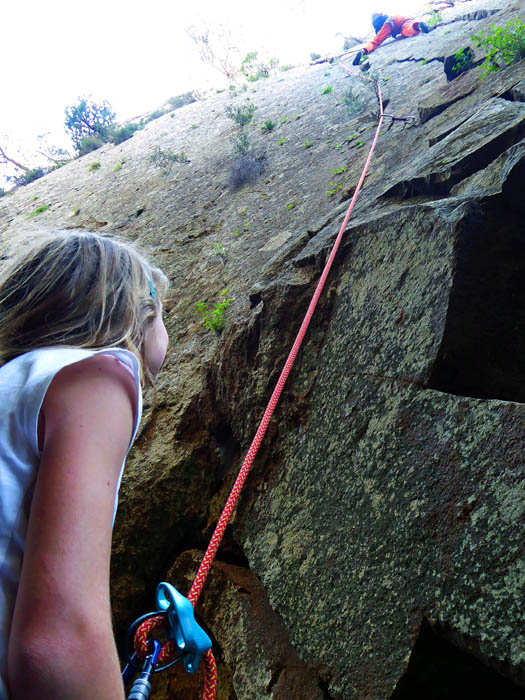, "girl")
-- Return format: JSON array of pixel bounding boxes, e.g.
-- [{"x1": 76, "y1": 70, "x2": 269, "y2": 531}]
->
[{"x1": 0, "y1": 231, "x2": 169, "y2": 699}]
